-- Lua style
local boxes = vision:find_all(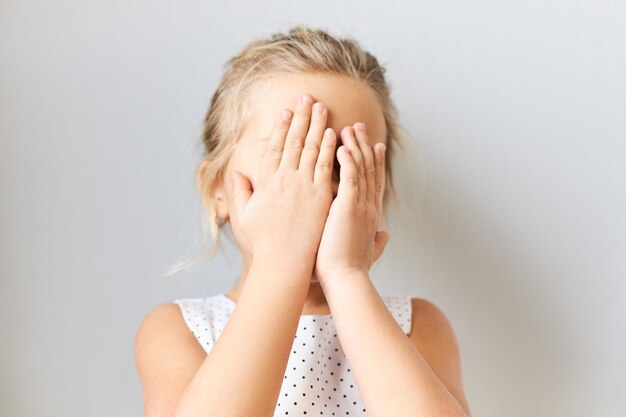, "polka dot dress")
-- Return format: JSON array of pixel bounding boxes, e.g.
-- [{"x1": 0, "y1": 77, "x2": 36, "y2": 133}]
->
[{"x1": 174, "y1": 293, "x2": 413, "y2": 417}]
